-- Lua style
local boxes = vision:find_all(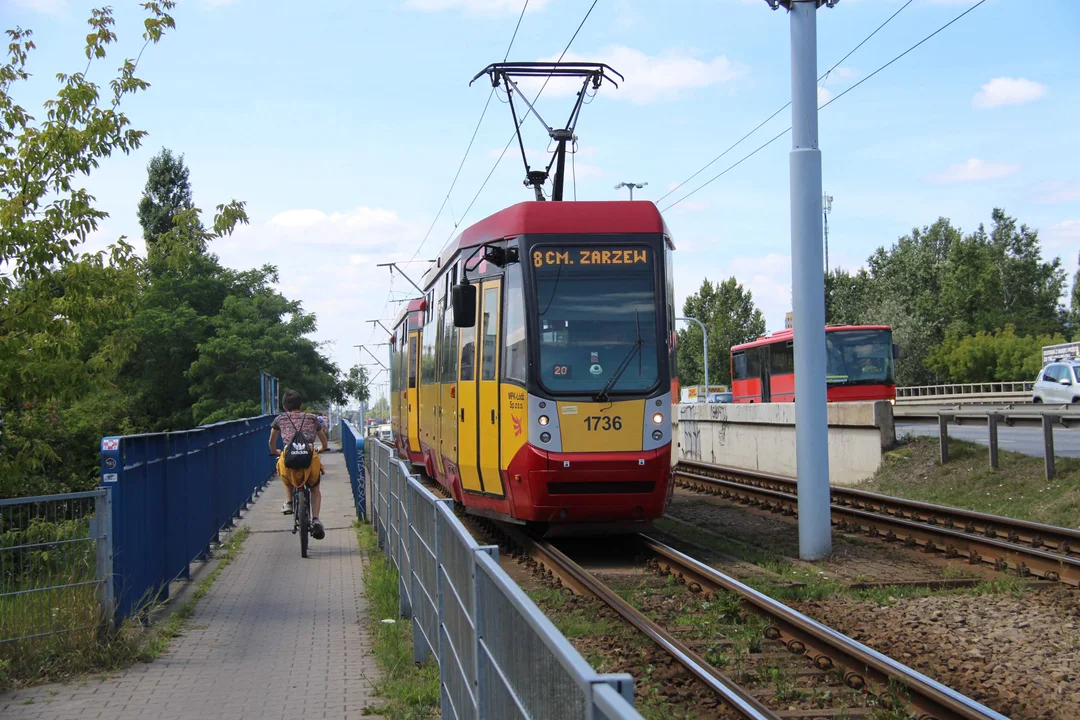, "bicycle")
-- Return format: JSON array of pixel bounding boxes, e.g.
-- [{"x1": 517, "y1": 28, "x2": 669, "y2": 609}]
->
[
  {"x1": 271, "y1": 451, "x2": 314, "y2": 559},
  {"x1": 292, "y1": 482, "x2": 313, "y2": 559}
]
